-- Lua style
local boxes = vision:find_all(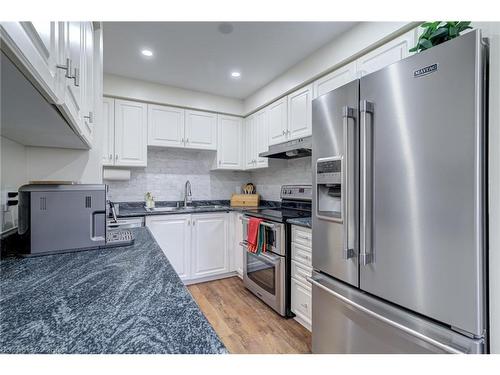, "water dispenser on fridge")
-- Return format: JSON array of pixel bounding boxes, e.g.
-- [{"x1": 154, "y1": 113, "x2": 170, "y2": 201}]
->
[{"x1": 316, "y1": 156, "x2": 343, "y2": 221}]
